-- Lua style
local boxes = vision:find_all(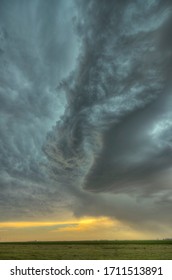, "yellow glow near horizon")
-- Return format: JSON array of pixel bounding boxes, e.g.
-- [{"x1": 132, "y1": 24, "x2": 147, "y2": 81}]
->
[
  {"x1": 0, "y1": 217, "x2": 113, "y2": 229},
  {"x1": 0, "y1": 216, "x2": 161, "y2": 241}
]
